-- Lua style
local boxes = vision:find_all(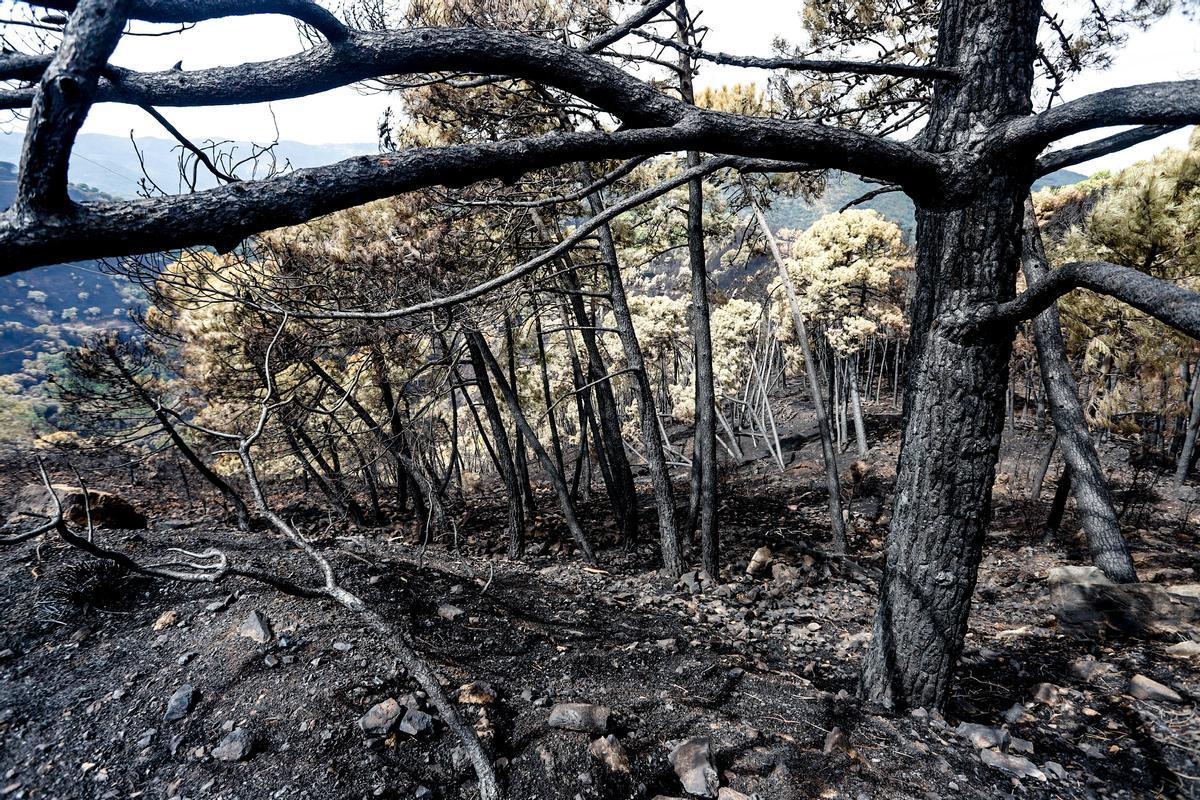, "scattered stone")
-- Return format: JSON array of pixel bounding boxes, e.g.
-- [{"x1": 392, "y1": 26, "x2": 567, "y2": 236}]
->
[
  {"x1": 1002, "y1": 703, "x2": 1027, "y2": 724},
  {"x1": 263, "y1": 654, "x2": 279, "y2": 668},
  {"x1": 678, "y1": 571, "x2": 702, "y2": 593},
  {"x1": 456, "y1": 681, "x2": 497, "y2": 705},
  {"x1": 332, "y1": 641, "x2": 353, "y2": 652},
  {"x1": 437, "y1": 604, "x2": 465, "y2": 622},
  {"x1": 1048, "y1": 567, "x2": 1178, "y2": 636},
  {"x1": 589, "y1": 735, "x2": 630, "y2": 773},
  {"x1": 206, "y1": 594, "x2": 235, "y2": 613},
  {"x1": 548, "y1": 703, "x2": 610, "y2": 733},
  {"x1": 163, "y1": 684, "x2": 196, "y2": 722},
  {"x1": 1166, "y1": 640, "x2": 1200, "y2": 659},
  {"x1": 1128, "y1": 674, "x2": 1183, "y2": 703},
  {"x1": 669, "y1": 738, "x2": 718, "y2": 798},
  {"x1": 238, "y1": 611, "x2": 273, "y2": 645},
  {"x1": 136, "y1": 728, "x2": 156, "y2": 749},
  {"x1": 1070, "y1": 658, "x2": 1116, "y2": 682},
  {"x1": 398, "y1": 708, "x2": 433, "y2": 736},
  {"x1": 358, "y1": 699, "x2": 403, "y2": 735},
  {"x1": 211, "y1": 728, "x2": 254, "y2": 762},
  {"x1": 1033, "y1": 683, "x2": 1060, "y2": 704},
  {"x1": 717, "y1": 789, "x2": 751, "y2": 800},
  {"x1": 956, "y1": 722, "x2": 1010, "y2": 751},
  {"x1": 1043, "y1": 761, "x2": 1068, "y2": 780},
  {"x1": 746, "y1": 546, "x2": 772, "y2": 576},
  {"x1": 823, "y1": 726, "x2": 851, "y2": 755},
  {"x1": 979, "y1": 748, "x2": 1045, "y2": 781},
  {"x1": 153, "y1": 610, "x2": 179, "y2": 631},
  {"x1": 413, "y1": 787, "x2": 433, "y2": 800}
]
